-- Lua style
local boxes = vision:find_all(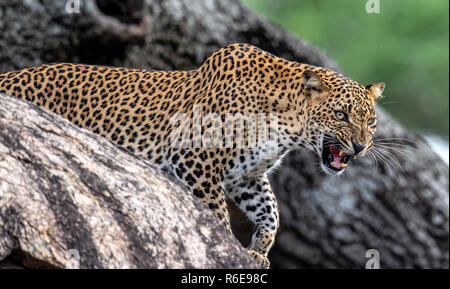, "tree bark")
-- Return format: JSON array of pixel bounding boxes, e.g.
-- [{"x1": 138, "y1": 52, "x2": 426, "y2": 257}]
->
[
  {"x1": 0, "y1": 93, "x2": 257, "y2": 269},
  {"x1": 0, "y1": 0, "x2": 448, "y2": 268}
]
